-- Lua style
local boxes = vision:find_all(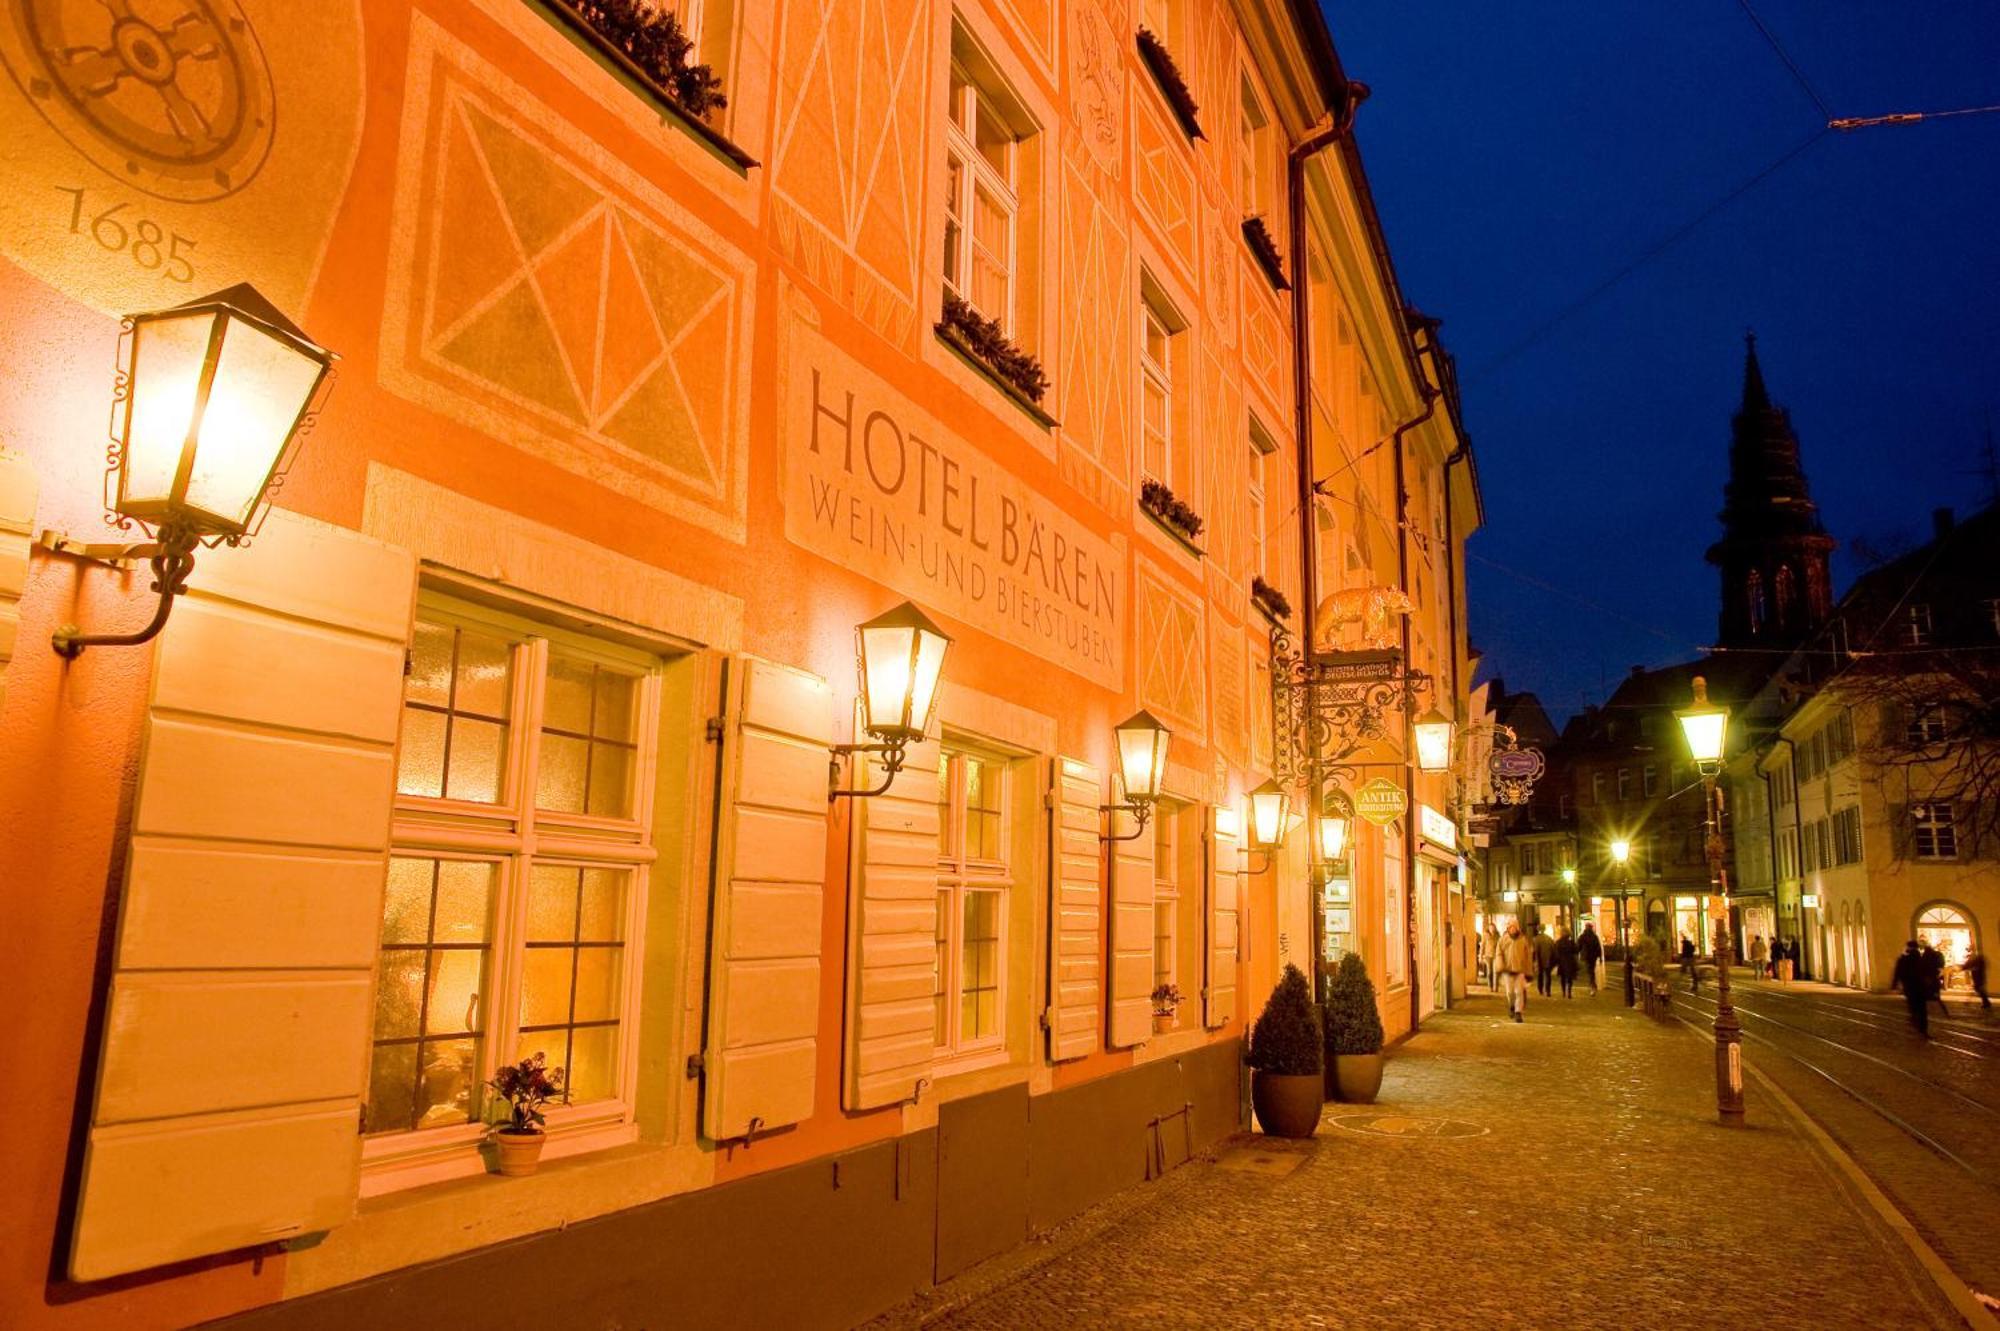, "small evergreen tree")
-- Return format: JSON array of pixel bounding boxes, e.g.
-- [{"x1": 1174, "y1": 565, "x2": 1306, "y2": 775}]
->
[
  {"x1": 1245, "y1": 964, "x2": 1323, "y2": 1076},
  {"x1": 1322, "y1": 952, "x2": 1385, "y2": 1056}
]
